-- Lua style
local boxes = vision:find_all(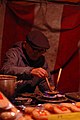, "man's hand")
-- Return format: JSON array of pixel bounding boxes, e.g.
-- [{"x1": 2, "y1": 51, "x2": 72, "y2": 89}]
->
[{"x1": 31, "y1": 67, "x2": 48, "y2": 78}]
